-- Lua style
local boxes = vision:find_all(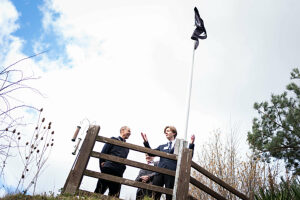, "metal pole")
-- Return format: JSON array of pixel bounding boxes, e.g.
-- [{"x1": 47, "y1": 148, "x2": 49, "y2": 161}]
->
[{"x1": 184, "y1": 43, "x2": 196, "y2": 141}]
